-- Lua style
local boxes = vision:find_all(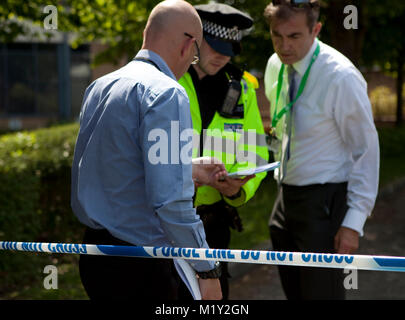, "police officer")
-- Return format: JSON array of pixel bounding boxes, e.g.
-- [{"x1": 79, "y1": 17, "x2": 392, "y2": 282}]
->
[{"x1": 179, "y1": 3, "x2": 269, "y2": 299}]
